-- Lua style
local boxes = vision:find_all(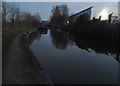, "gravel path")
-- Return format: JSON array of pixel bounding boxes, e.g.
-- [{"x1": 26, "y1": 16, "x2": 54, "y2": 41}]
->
[{"x1": 3, "y1": 32, "x2": 53, "y2": 84}]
